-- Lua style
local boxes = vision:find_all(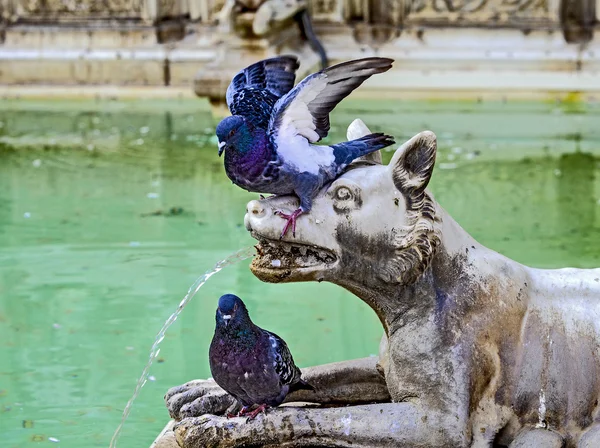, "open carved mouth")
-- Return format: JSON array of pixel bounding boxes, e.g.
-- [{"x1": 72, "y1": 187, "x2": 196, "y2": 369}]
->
[{"x1": 251, "y1": 236, "x2": 337, "y2": 271}]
